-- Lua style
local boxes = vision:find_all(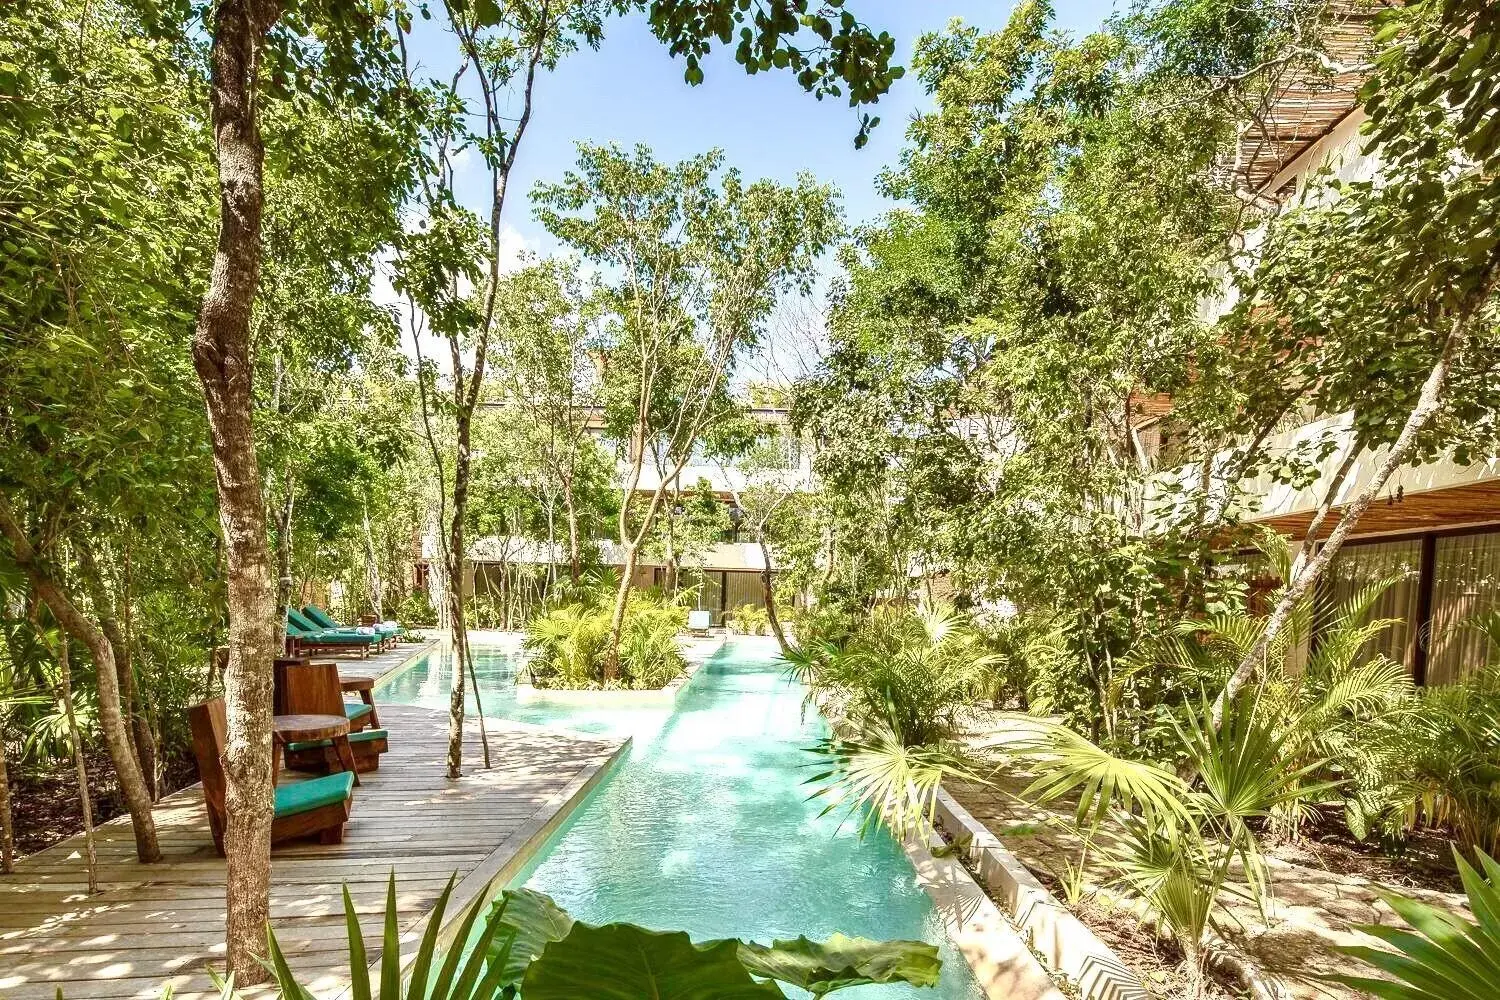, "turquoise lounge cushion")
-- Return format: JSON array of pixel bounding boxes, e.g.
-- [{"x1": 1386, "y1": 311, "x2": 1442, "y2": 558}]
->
[
  {"x1": 305, "y1": 629, "x2": 376, "y2": 644},
  {"x1": 286, "y1": 728, "x2": 387, "y2": 752},
  {"x1": 345, "y1": 702, "x2": 373, "y2": 721},
  {"x1": 304, "y1": 605, "x2": 396, "y2": 636},
  {"x1": 301, "y1": 605, "x2": 341, "y2": 630},
  {"x1": 274, "y1": 771, "x2": 353, "y2": 818}
]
